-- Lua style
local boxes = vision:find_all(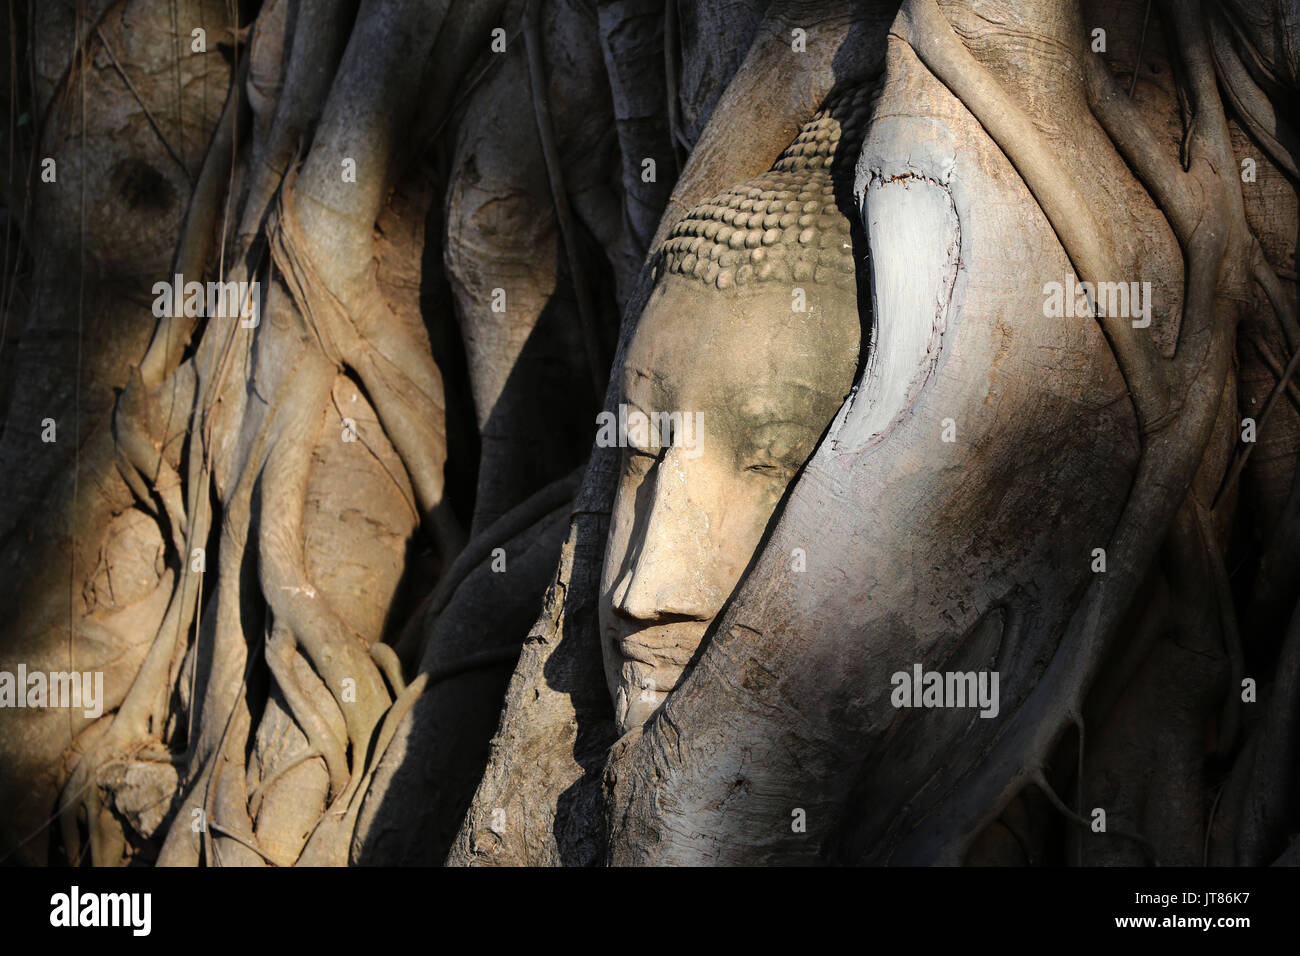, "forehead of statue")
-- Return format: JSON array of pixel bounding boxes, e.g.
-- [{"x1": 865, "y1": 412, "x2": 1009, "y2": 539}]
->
[{"x1": 624, "y1": 276, "x2": 852, "y2": 411}]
